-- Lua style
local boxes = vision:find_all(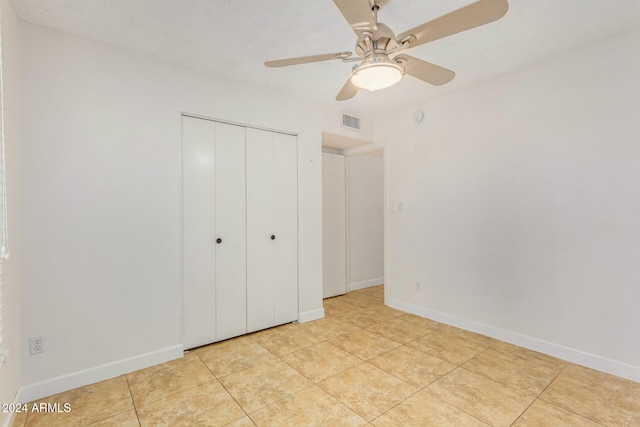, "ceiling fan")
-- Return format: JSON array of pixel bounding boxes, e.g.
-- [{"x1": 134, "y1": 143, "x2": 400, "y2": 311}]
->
[{"x1": 265, "y1": 0, "x2": 509, "y2": 100}]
